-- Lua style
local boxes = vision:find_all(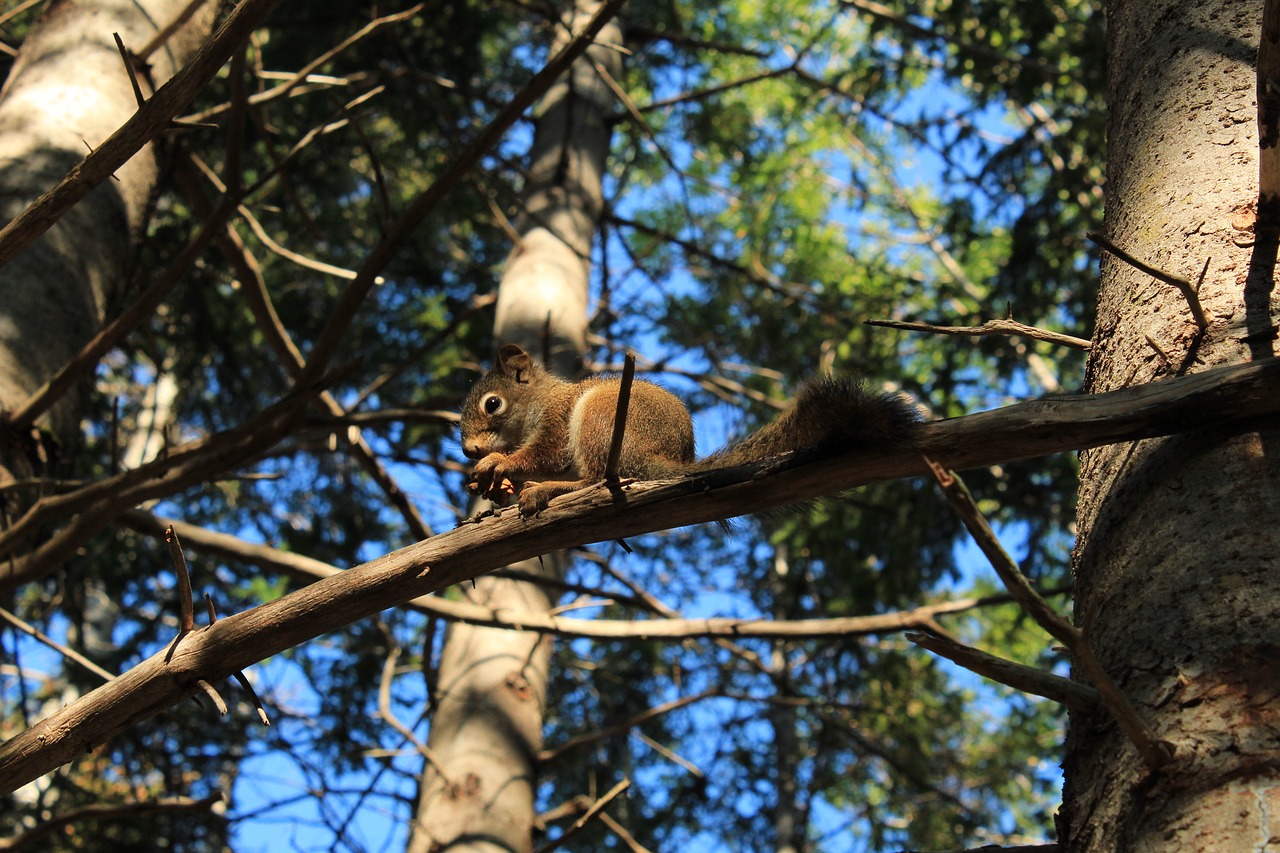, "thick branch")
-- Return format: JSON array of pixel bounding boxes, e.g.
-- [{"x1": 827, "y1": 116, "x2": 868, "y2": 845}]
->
[{"x1": 2, "y1": 357, "x2": 1279, "y2": 792}]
